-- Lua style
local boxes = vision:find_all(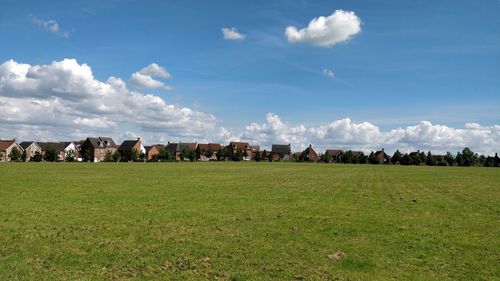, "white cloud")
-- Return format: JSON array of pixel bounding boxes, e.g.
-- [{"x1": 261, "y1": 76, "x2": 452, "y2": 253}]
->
[
  {"x1": 222, "y1": 27, "x2": 246, "y2": 41},
  {"x1": 323, "y1": 68, "x2": 335, "y2": 78},
  {"x1": 31, "y1": 17, "x2": 69, "y2": 38},
  {"x1": 285, "y1": 10, "x2": 361, "y2": 47},
  {"x1": 224, "y1": 115, "x2": 500, "y2": 156},
  {"x1": 0, "y1": 59, "x2": 217, "y2": 142},
  {"x1": 129, "y1": 63, "x2": 172, "y2": 90}
]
